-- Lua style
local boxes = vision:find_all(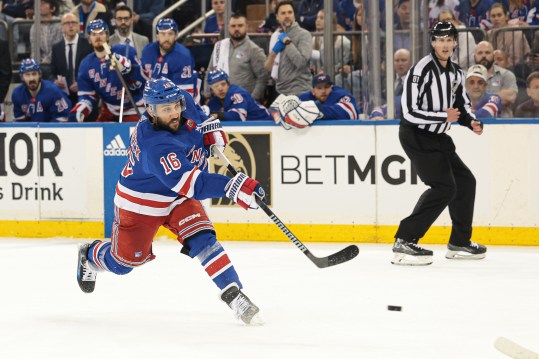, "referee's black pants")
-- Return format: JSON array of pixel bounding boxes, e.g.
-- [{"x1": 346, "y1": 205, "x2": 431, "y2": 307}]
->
[{"x1": 395, "y1": 124, "x2": 476, "y2": 246}]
